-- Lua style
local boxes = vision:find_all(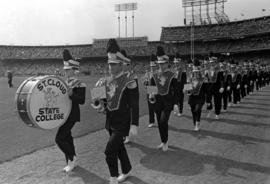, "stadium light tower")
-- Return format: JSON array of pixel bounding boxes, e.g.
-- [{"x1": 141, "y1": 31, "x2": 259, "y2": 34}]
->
[
  {"x1": 115, "y1": 3, "x2": 138, "y2": 38},
  {"x1": 182, "y1": 0, "x2": 229, "y2": 25}
]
